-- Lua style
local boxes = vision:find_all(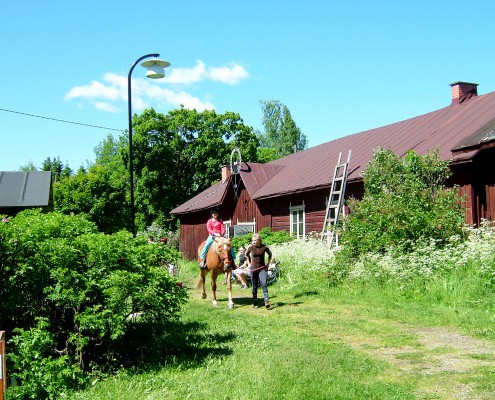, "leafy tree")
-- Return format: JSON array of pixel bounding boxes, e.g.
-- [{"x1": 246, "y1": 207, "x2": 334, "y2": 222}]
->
[
  {"x1": 53, "y1": 134, "x2": 129, "y2": 233},
  {"x1": 256, "y1": 147, "x2": 277, "y2": 164},
  {"x1": 340, "y1": 148, "x2": 466, "y2": 257},
  {"x1": 129, "y1": 107, "x2": 259, "y2": 231},
  {"x1": 42, "y1": 156, "x2": 72, "y2": 182},
  {"x1": 54, "y1": 165, "x2": 128, "y2": 233},
  {"x1": 54, "y1": 108, "x2": 258, "y2": 234},
  {"x1": 258, "y1": 100, "x2": 308, "y2": 161},
  {"x1": 94, "y1": 133, "x2": 128, "y2": 167},
  {"x1": 19, "y1": 160, "x2": 38, "y2": 171}
]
